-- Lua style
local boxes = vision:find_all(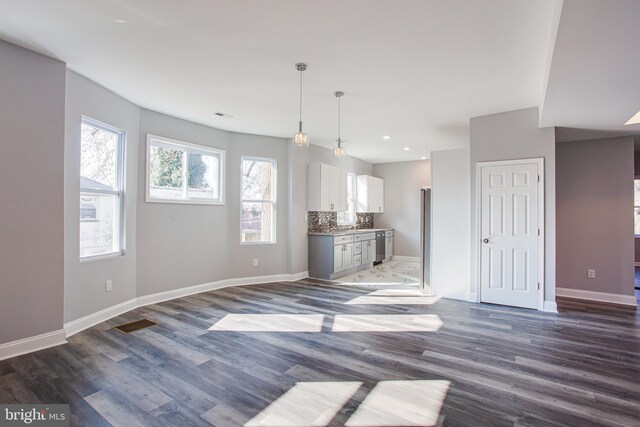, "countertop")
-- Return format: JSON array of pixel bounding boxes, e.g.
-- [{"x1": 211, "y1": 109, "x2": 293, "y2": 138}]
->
[{"x1": 307, "y1": 228, "x2": 392, "y2": 236}]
